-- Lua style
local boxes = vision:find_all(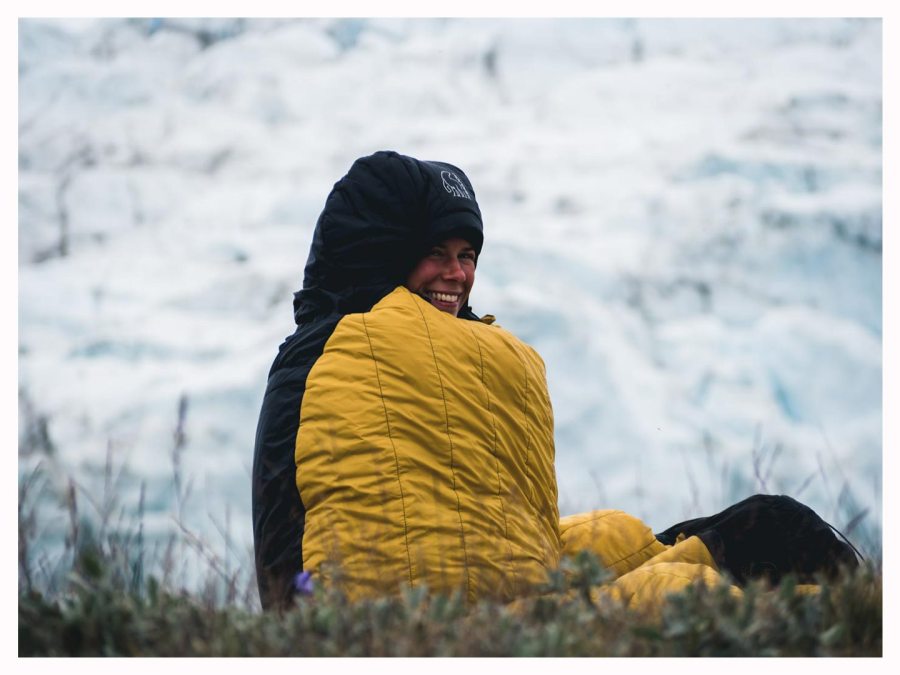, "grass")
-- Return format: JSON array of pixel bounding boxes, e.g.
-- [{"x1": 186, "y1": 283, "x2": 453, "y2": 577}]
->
[
  {"x1": 17, "y1": 395, "x2": 882, "y2": 657},
  {"x1": 18, "y1": 541, "x2": 881, "y2": 657},
  {"x1": 17, "y1": 460, "x2": 882, "y2": 657}
]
